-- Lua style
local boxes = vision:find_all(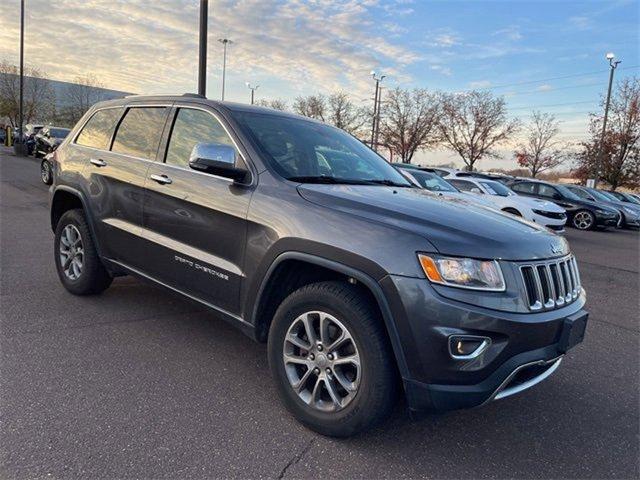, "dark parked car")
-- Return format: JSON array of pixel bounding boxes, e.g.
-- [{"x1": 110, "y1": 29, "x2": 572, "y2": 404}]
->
[
  {"x1": 564, "y1": 185, "x2": 640, "y2": 229},
  {"x1": 606, "y1": 190, "x2": 640, "y2": 206},
  {"x1": 509, "y1": 179, "x2": 619, "y2": 230},
  {"x1": 49, "y1": 95, "x2": 588, "y2": 436},
  {"x1": 34, "y1": 126, "x2": 71, "y2": 158}
]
